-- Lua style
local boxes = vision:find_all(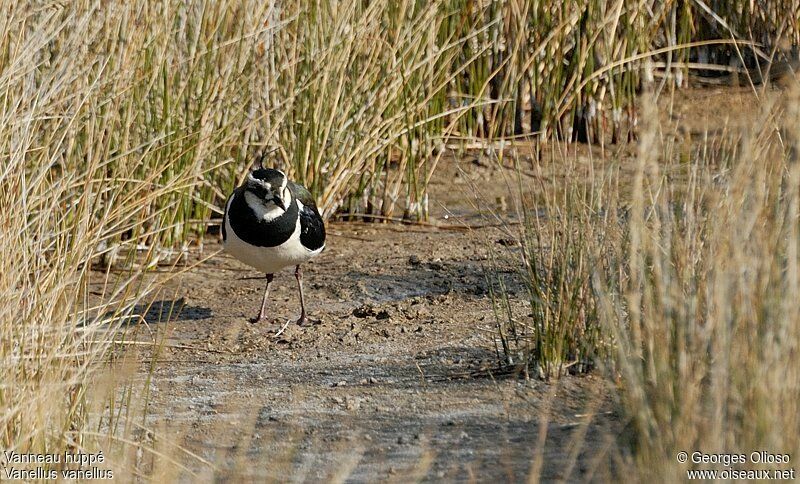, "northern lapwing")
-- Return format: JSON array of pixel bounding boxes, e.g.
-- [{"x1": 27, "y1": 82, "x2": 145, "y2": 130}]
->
[{"x1": 223, "y1": 161, "x2": 326, "y2": 325}]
